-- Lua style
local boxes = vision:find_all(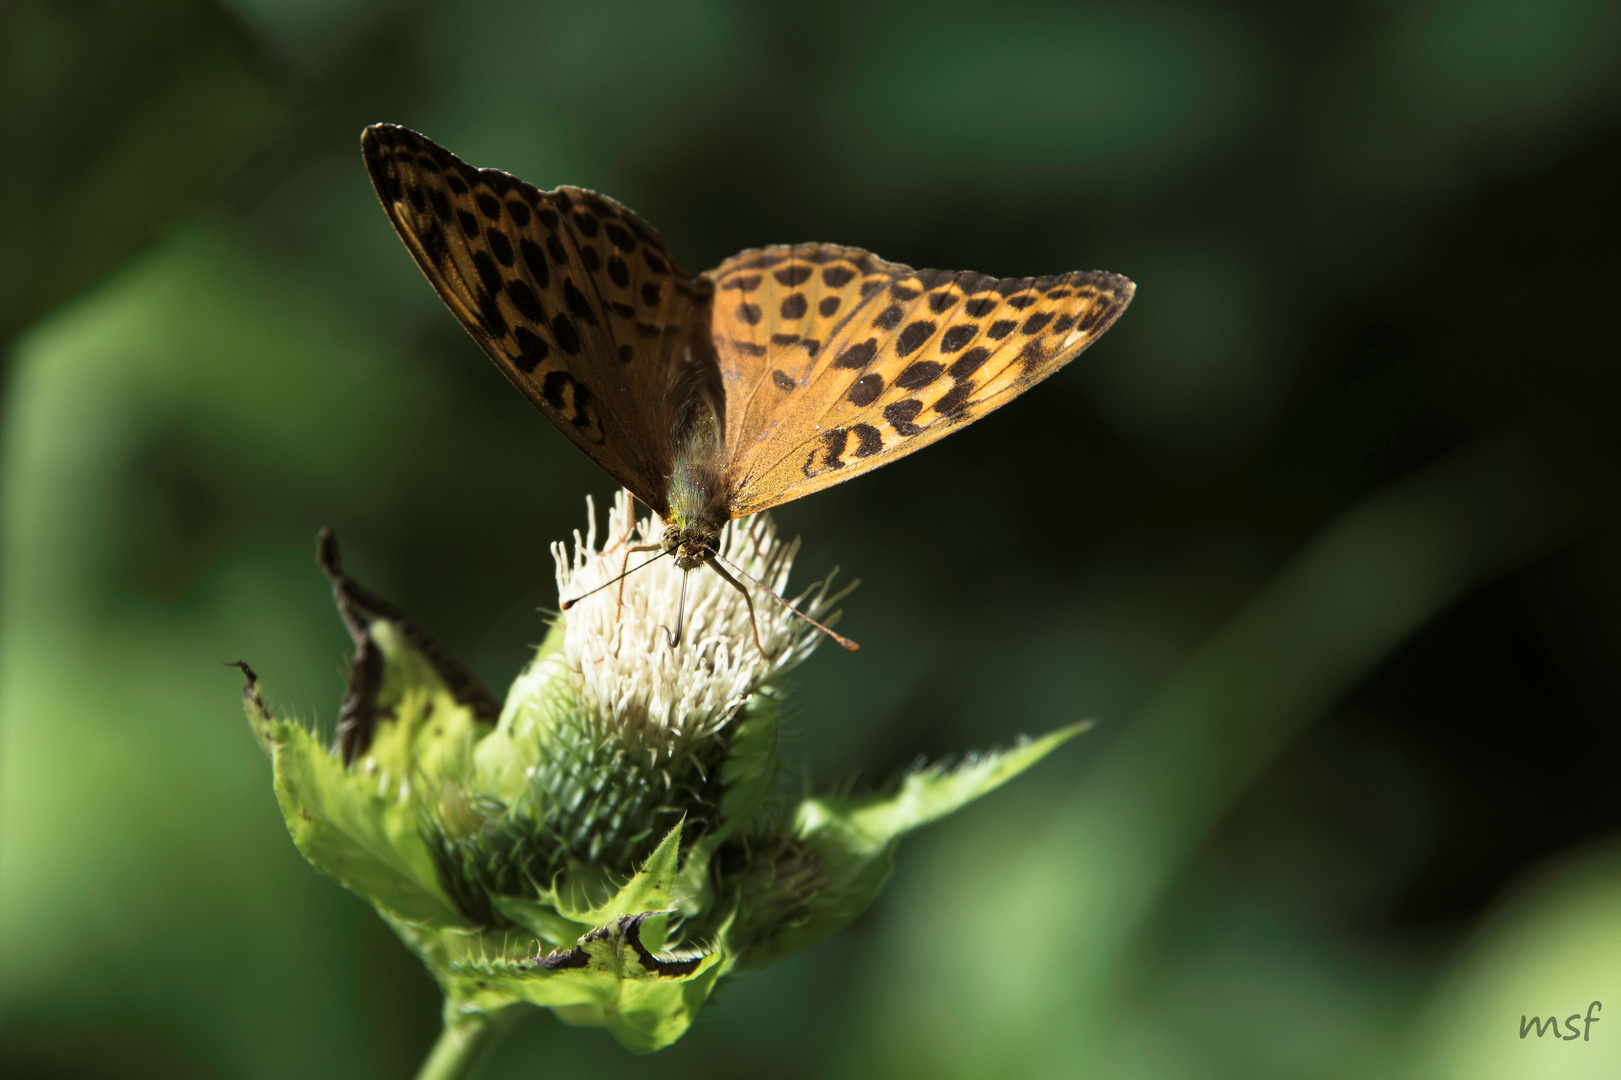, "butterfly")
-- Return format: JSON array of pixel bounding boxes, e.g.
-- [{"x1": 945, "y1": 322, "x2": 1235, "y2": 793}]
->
[{"x1": 361, "y1": 123, "x2": 1134, "y2": 653}]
